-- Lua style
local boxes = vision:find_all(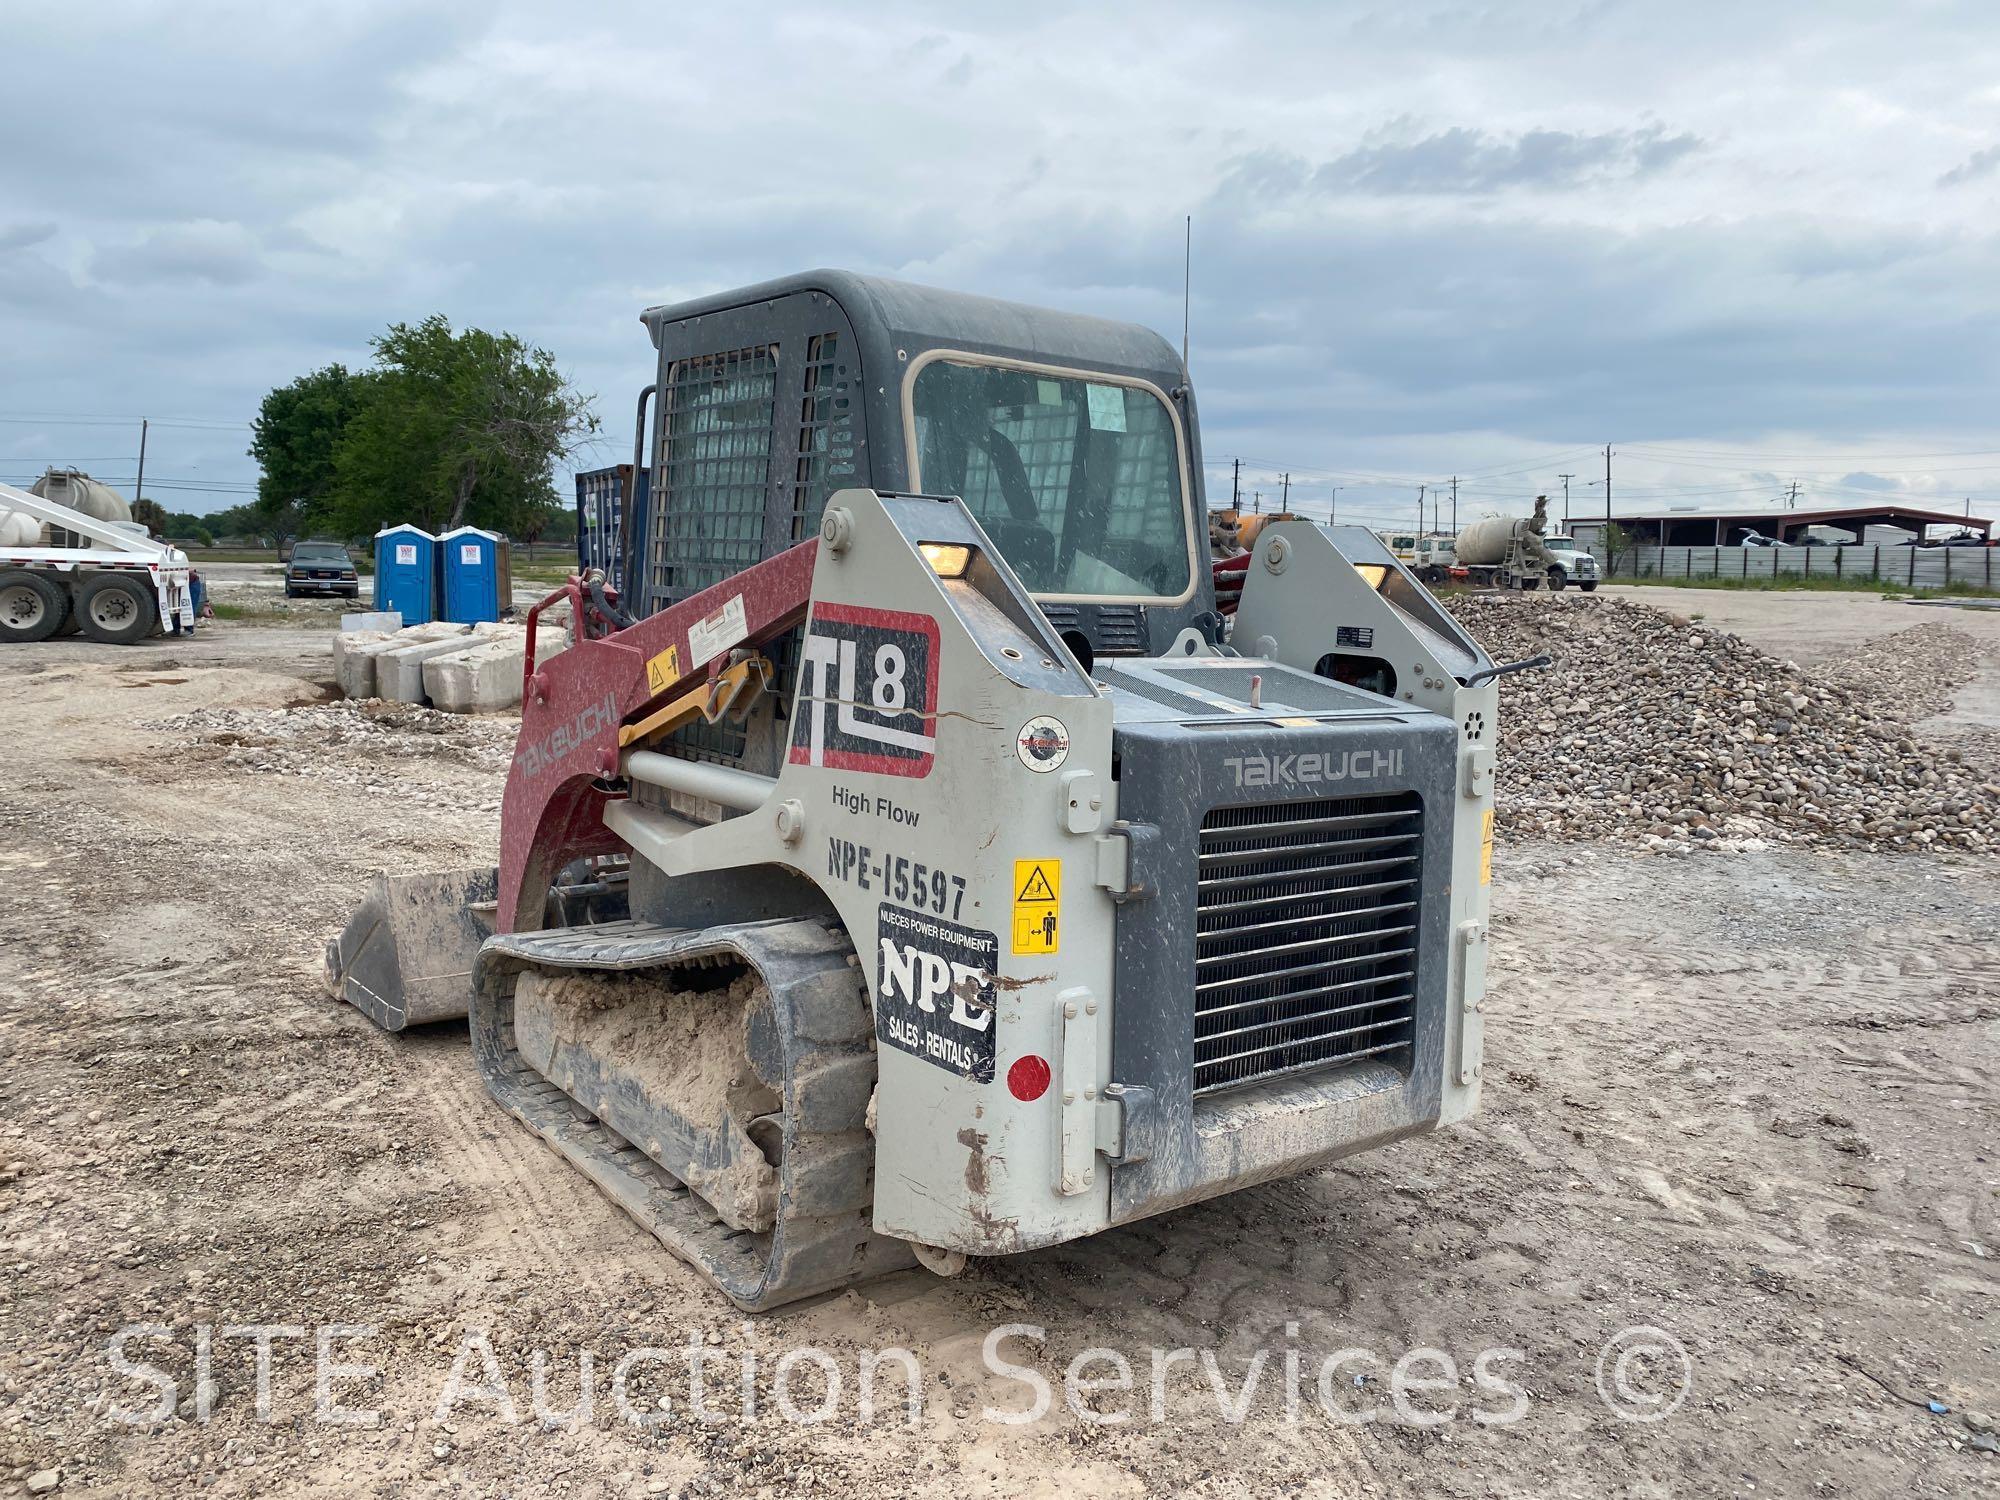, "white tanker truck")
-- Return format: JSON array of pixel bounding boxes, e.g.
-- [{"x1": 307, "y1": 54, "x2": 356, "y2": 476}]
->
[
  {"x1": 0, "y1": 473, "x2": 195, "y2": 644},
  {"x1": 1439, "y1": 496, "x2": 1599, "y2": 592}
]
